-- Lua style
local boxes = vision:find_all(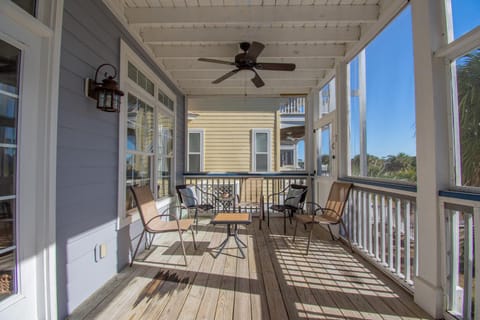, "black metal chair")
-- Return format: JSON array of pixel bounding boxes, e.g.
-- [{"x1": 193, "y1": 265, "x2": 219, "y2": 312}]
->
[
  {"x1": 176, "y1": 184, "x2": 219, "y2": 233},
  {"x1": 267, "y1": 184, "x2": 308, "y2": 234}
]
